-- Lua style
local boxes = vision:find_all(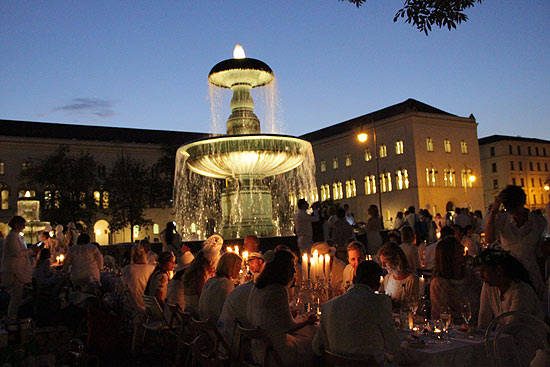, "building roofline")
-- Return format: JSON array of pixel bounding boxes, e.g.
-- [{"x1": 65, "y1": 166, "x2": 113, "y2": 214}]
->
[
  {"x1": 0, "y1": 119, "x2": 210, "y2": 146},
  {"x1": 478, "y1": 135, "x2": 550, "y2": 145}
]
